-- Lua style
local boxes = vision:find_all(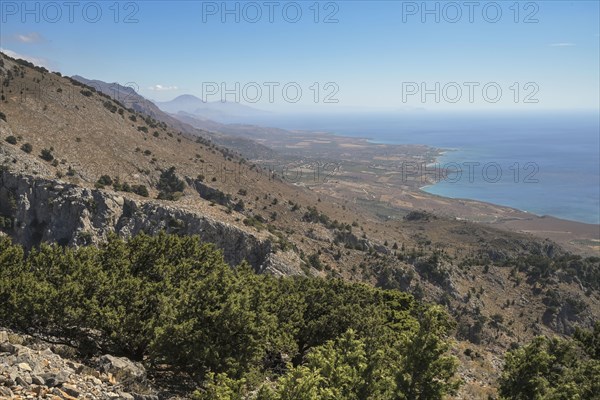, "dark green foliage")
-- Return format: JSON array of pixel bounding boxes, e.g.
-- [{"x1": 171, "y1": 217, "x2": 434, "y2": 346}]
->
[
  {"x1": 0, "y1": 233, "x2": 460, "y2": 398},
  {"x1": 204, "y1": 190, "x2": 231, "y2": 206},
  {"x1": 13, "y1": 58, "x2": 48, "y2": 74},
  {"x1": 111, "y1": 177, "x2": 132, "y2": 193},
  {"x1": 103, "y1": 101, "x2": 118, "y2": 113},
  {"x1": 95, "y1": 175, "x2": 113, "y2": 188},
  {"x1": 20, "y1": 143, "x2": 33, "y2": 153},
  {"x1": 404, "y1": 211, "x2": 432, "y2": 221},
  {"x1": 499, "y1": 329, "x2": 600, "y2": 399},
  {"x1": 414, "y1": 253, "x2": 449, "y2": 287},
  {"x1": 509, "y1": 254, "x2": 600, "y2": 291},
  {"x1": 39, "y1": 148, "x2": 54, "y2": 162},
  {"x1": 5, "y1": 135, "x2": 17, "y2": 145},
  {"x1": 307, "y1": 253, "x2": 323, "y2": 271},
  {"x1": 243, "y1": 216, "x2": 265, "y2": 231},
  {"x1": 131, "y1": 185, "x2": 149, "y2": 197},
  {"x1": 0, "y1": 111, "x2": 6, "y2": 121},
  {"x1": 303, "y1": 206, "x2": 347, "y2": 230},
  {"x1": 157, "y1": 167, "x2": 185, "y2": 201},
  {"x1": 303, "y1": 206, "x2": 331, "y2": 225},
  {"x1": 234, "y1": 199, "x2": 245, "y2": 212},
  {"x1": 574, "y1": 322, "x2": 600, "y2": 360},
  {"x1": 80, "y1": 90, "x2": 93, "y2": 97},
  {"x1": 0, "y1": 216, "x2": 12, "y2": 230}
]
